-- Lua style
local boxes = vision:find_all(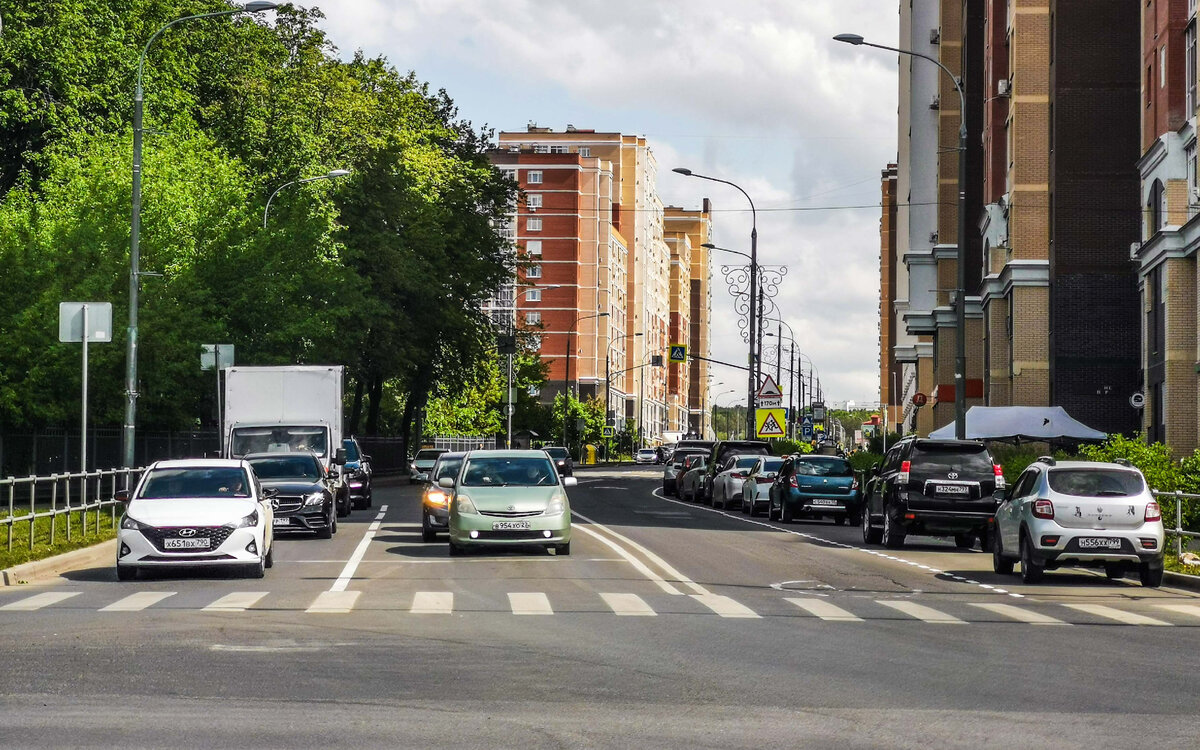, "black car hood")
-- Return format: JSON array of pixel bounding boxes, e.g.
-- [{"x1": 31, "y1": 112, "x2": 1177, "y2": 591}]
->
[{"x1": 260, "y1": 480, "x2": 326, "y2": 495}]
